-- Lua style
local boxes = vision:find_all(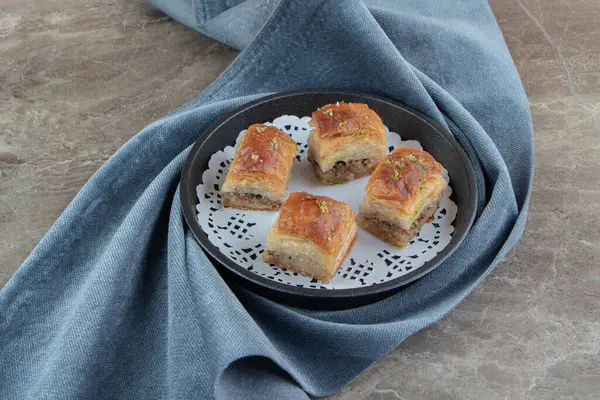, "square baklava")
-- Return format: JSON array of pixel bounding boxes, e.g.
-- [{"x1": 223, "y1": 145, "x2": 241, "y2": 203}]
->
[
  {"x1": 307, "y1": 102, "x2": 387, "y2": 184},
  {"x1": 263, "y1": 192, "x2": 358, "y2": 282},
  {"x1": 357, "y1": 147, "x2": 447, "y2": 247},
  {"x1": 221, "y1": 124, "x2": 297, "y2": 211}
]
